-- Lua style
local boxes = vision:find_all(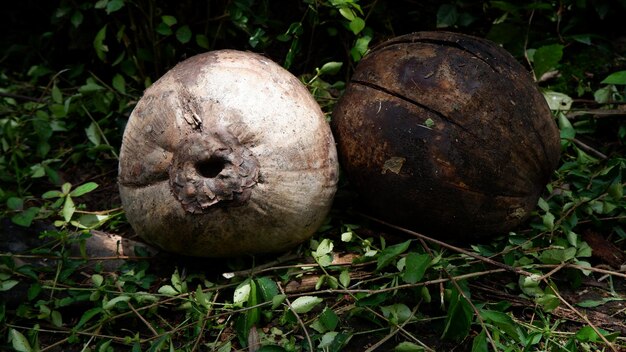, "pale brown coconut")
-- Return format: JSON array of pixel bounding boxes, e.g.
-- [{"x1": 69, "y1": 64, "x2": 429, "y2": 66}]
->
[{"x1": 118, "y1": 50, "x2": 338, "y2": 257}]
